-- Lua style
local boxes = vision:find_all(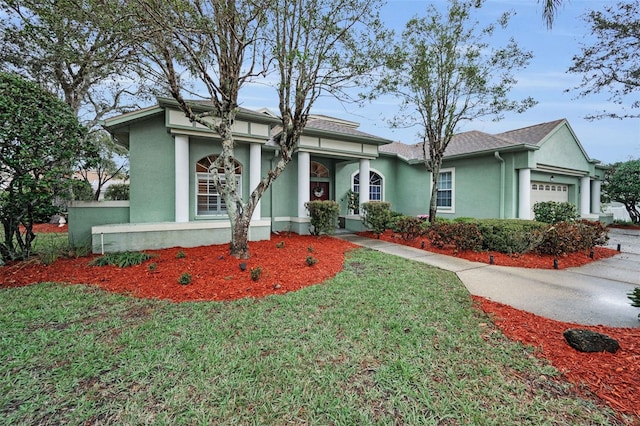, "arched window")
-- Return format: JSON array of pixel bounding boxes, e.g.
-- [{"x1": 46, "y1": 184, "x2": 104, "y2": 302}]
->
[
  {"x1": 353, "y1": 170, "x2": 383, "y2": 201},
  {"x1": 196, "y1": 155, "x2": 242, "y2": 216},
  {"x1": 310, "y1": 161, "x2": 329, "y2": 178}
]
